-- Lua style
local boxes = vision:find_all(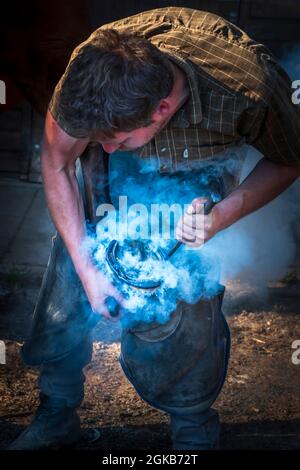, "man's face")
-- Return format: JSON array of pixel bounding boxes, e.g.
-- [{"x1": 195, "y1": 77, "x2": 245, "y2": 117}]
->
[
  {"x1": 93, "y1": 119, "x2": 165, "y2": 154},
  {"x1": 92, "y1": 97, "x2": 176, "y2": 154},
  {"x1": 92, "y1": 61, "x2": 188, "y2": 154}
]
